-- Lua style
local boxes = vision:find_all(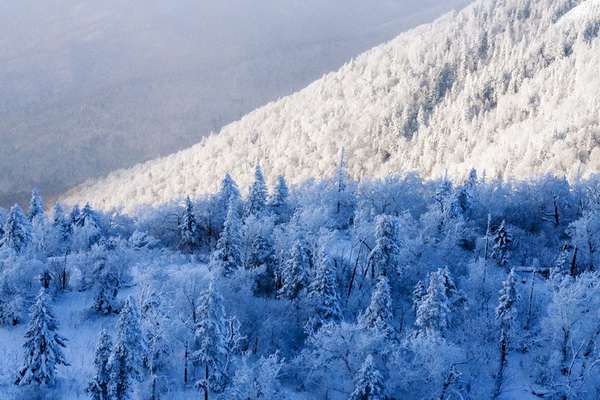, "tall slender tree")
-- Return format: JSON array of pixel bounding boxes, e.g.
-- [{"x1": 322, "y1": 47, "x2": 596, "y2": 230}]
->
[
  {"x1": 309, "y1": 249, "x2": 342, "y2": 325},
  {"x1": 1, "y1": 204, "x2": 32, "y2": 254},
  {"x1": 28, "y1": 189, "x2": 45, "y2": 222},
  {"x1": 87, "y1": 330, "x2": 113, "y2": 400},
  {"x1": 246, "y1": 165, "x2": 268, "y2": 217},
  {"x1": 210, "y1": 198, "x2": 243, "y2": 277},
  {"x1": 15, "y1": 288, "x2": 68, "y2": 387},
  {"x1": 358, "y1": 276, "x2": 393, "y2": 337},
  {"x1": 349, "y1": 355, "x2": 385, "y2": 400}
]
